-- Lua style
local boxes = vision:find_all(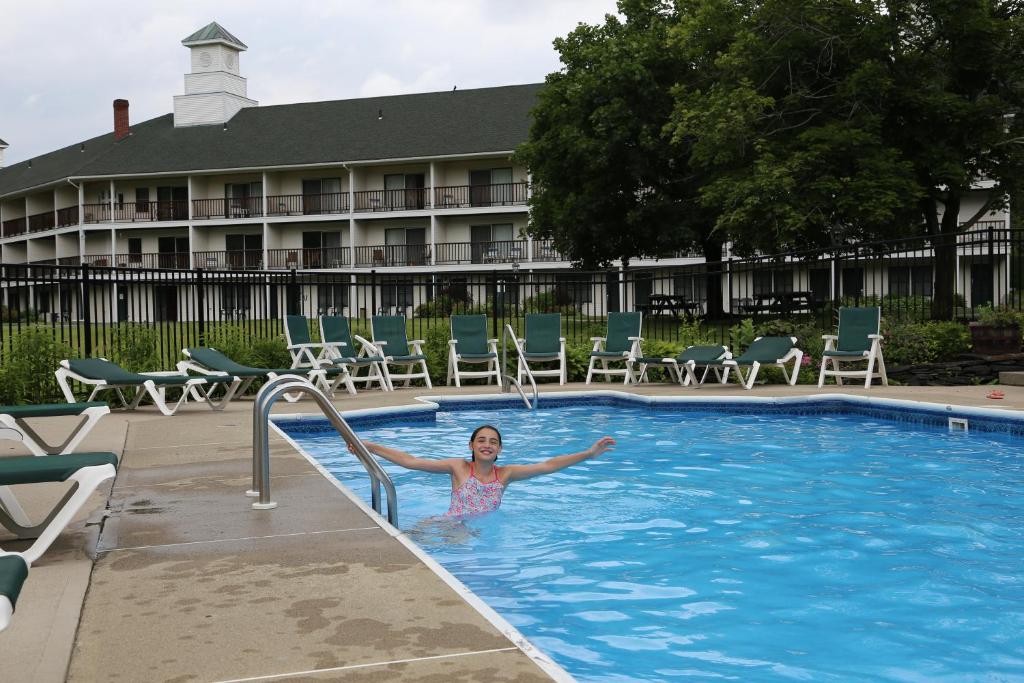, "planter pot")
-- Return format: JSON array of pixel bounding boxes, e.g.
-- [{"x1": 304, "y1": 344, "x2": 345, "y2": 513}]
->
[{"x1": 969, "y1": 322, "x2": 1021, "y2": 355}]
